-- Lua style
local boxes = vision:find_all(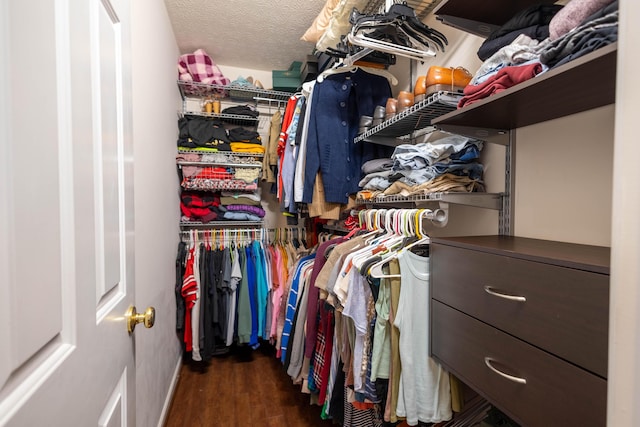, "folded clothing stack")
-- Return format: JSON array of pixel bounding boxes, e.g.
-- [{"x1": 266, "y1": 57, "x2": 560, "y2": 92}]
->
[
  {"x1": 177, "y1": 117, "x2": 266, "y2": 155},
  {"x1": 356, "y1": 134, "x2": 485, "y2": 200},
  {"x1": 180, "y1": 190, "x2": 265, "y2": 223},
  {"x1": 221, "y1": 104, "x2": 260, "y2": 127},
  {"x1": 228, "y1": 127, "x2": 265, "y2": 154},
  {"x1": 178, "y1": 116, "x2": 231, "y2": 151},
  {"x1": 177, "y1": 49, "x2": 229, "y2": 93},
  {"x1": 460, "y1": 0, "x2": 618, "y2": 108},
  {"x1": 181, "y1": 169, "x2": 259, "y2": 192},
  {"x1": 219, "y1": 191, "x2": 265, "y2": 222},
  {"x1": 477, "y1": 4, "x2": 562, "y2": 61},
  {"x1": 180, "y1": 191, "x2": 222, "y2": 223}
]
